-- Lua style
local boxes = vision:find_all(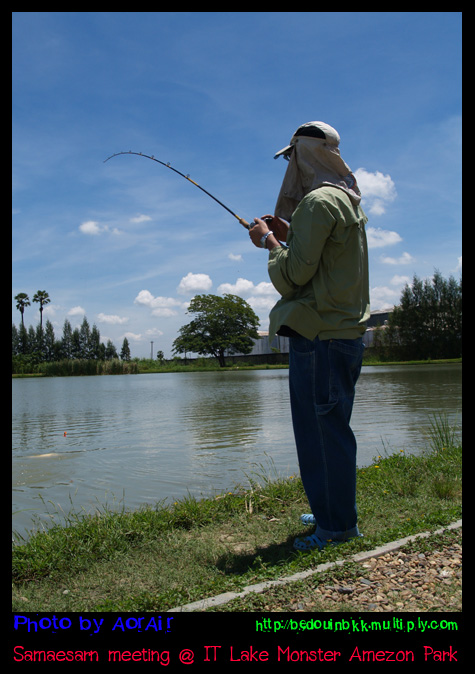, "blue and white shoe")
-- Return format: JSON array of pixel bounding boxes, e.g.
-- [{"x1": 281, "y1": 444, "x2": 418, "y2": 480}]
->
[
  {"x1": 293, "y1": 532, "x2": 333, "y2": 551},
  {"x1": 300, "y1": 513, "x2": 316, "y2": 526},
  {"x1": 293, "y1": 531, "x2": 363, "y2": 552}
]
